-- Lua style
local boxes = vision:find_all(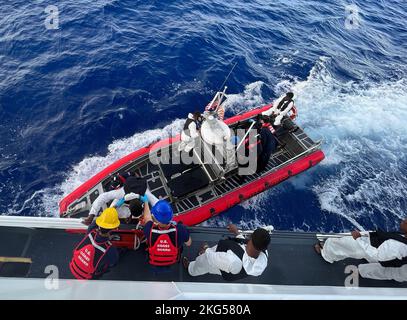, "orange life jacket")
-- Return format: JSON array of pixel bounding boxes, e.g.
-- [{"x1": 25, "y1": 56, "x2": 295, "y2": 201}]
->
[
  {"x1": 148, "y1": 223, "x2": 179, "y2": 266},
  {"x1": 69, "y1": 230, "x2": 112, "y2": 279}
]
